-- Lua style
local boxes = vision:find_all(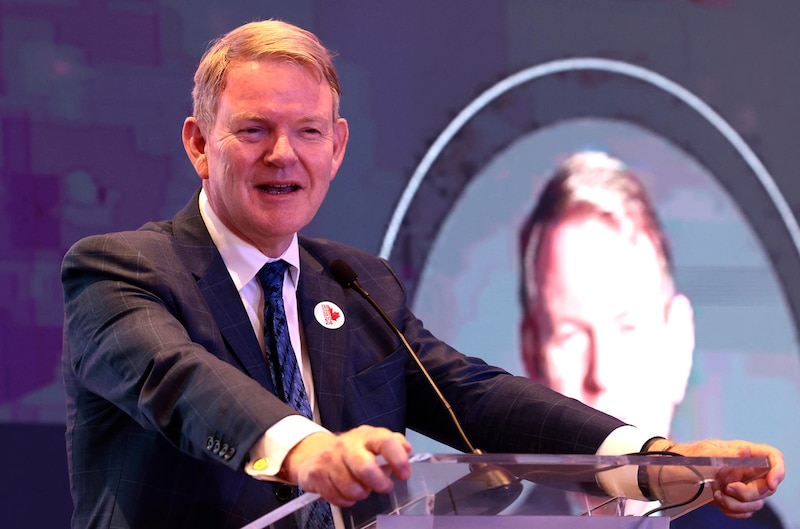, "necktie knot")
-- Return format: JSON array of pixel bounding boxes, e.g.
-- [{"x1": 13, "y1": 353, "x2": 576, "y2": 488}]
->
[{"x1": 257, "y1": 260, "x2": 288, "y2": 299}]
